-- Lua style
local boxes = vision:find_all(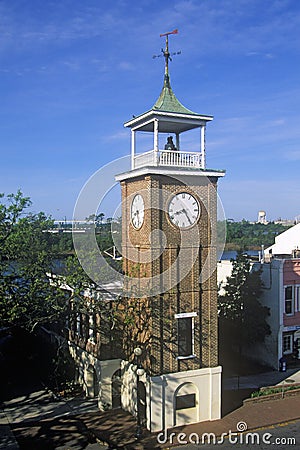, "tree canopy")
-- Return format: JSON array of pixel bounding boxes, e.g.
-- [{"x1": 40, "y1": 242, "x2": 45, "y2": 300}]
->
[
  {"x1": 0, "y1": 191, "x2": 68, "y2": 331},
  {"x1": 225, "y1": 220, "x2": 292, "y2": 250},
  {"x1": 0, "y1": 191, "x2": 122, "y2": 336},
  {"x1": 218, "y1": 252, "x2": 271, "y2": 354}
]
